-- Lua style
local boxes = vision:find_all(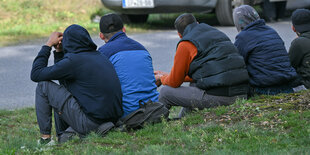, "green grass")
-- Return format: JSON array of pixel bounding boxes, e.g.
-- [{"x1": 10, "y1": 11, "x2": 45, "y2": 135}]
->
[
  {"x1": 0, "y1": 0, "x2": 219, "y2": 47},
  {"x1": 1, "y1": 91, "x2": 310, "y2": 154},
  {"x1": 0, "y1": 0, "x2": 106, "y2": 46}
]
